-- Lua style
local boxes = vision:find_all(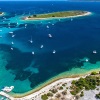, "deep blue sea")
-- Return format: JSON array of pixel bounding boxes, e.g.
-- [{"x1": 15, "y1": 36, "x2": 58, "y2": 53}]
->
[{"x1": 0, "y1": 1, "x2": 100, "y2": 94}]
